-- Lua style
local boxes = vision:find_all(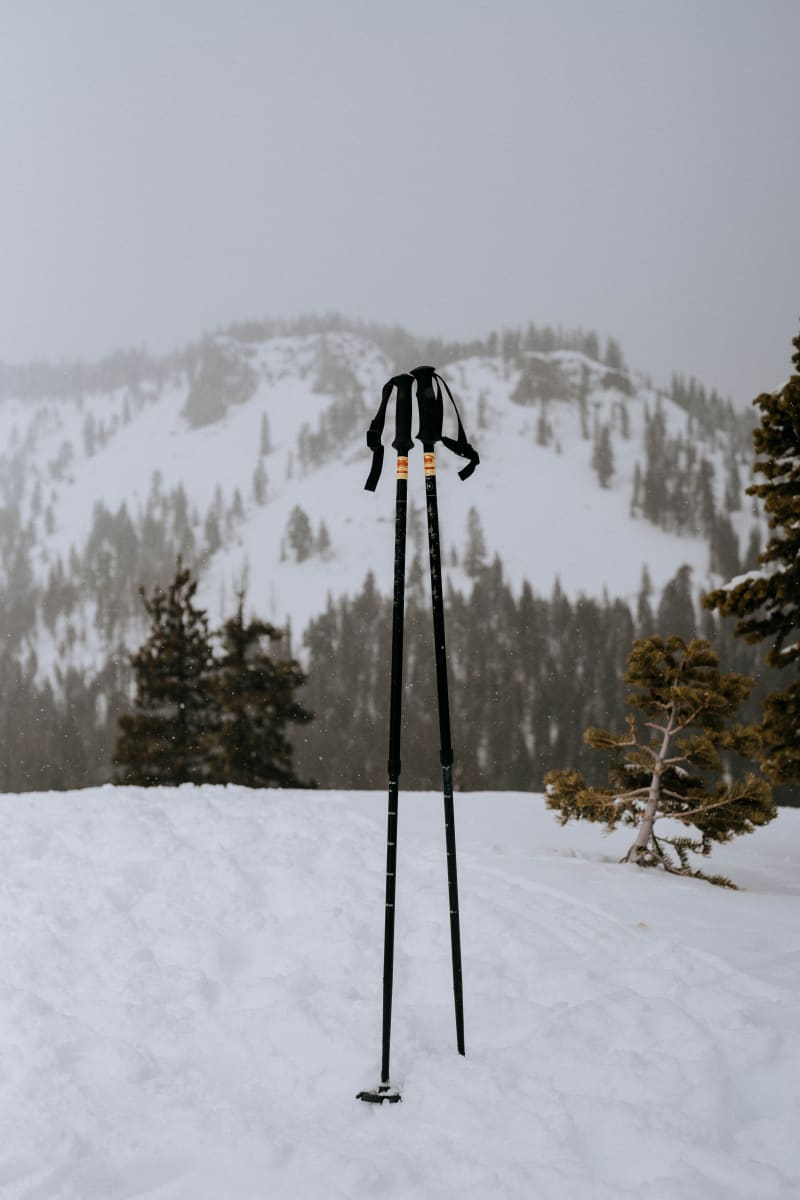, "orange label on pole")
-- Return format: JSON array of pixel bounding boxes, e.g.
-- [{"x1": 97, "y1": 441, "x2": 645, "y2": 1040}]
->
[
  {"x1": 396, "y1": 457, "x2": 409, "y2": 479},
  {"x1": 424, "y1": 452, "x2": 436, "y2": 476}
]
